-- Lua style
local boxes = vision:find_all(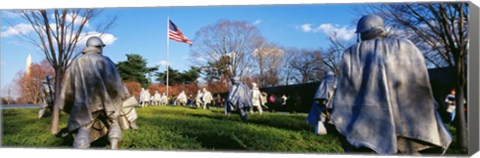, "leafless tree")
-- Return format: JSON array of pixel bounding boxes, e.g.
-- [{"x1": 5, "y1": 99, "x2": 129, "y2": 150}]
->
[
  {"x1": 321, "y1": 31, "x2": 351, "y2": 75},
  {"x1": 288, "y1": 48, "x2": 325, "y2": 84},
  {"x1": 14, "y1": 9, "x2": 116, "y2": 134},
  {"x1": 252, "y1": 43, "x2": 285, "y2": 87},
  {"x1": 191, "y1": 20, "x2": 265, "y2": 83},
  {"x1": 357, "y1": 2, "x2": 469, "y2": 151},
  {"x1": 14, "y1": 60, "x2": 55, "y2": 104},
  {"x1": 1, "y1": 83, "x2": 17, "y2": 104},
  {"x1": 280, "y1": 47, "x2": 297, "y2": 86}
]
